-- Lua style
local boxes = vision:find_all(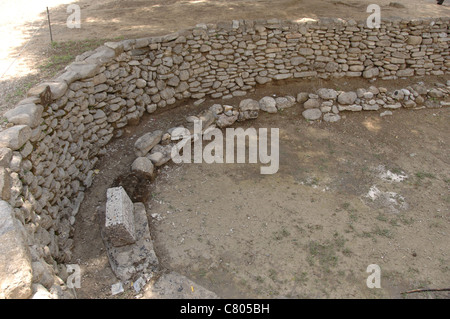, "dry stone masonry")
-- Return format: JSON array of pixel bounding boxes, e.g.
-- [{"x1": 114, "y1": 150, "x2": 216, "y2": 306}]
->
[{"x1": 0, "y1": 16, "x2": 448, "y2": 298}]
